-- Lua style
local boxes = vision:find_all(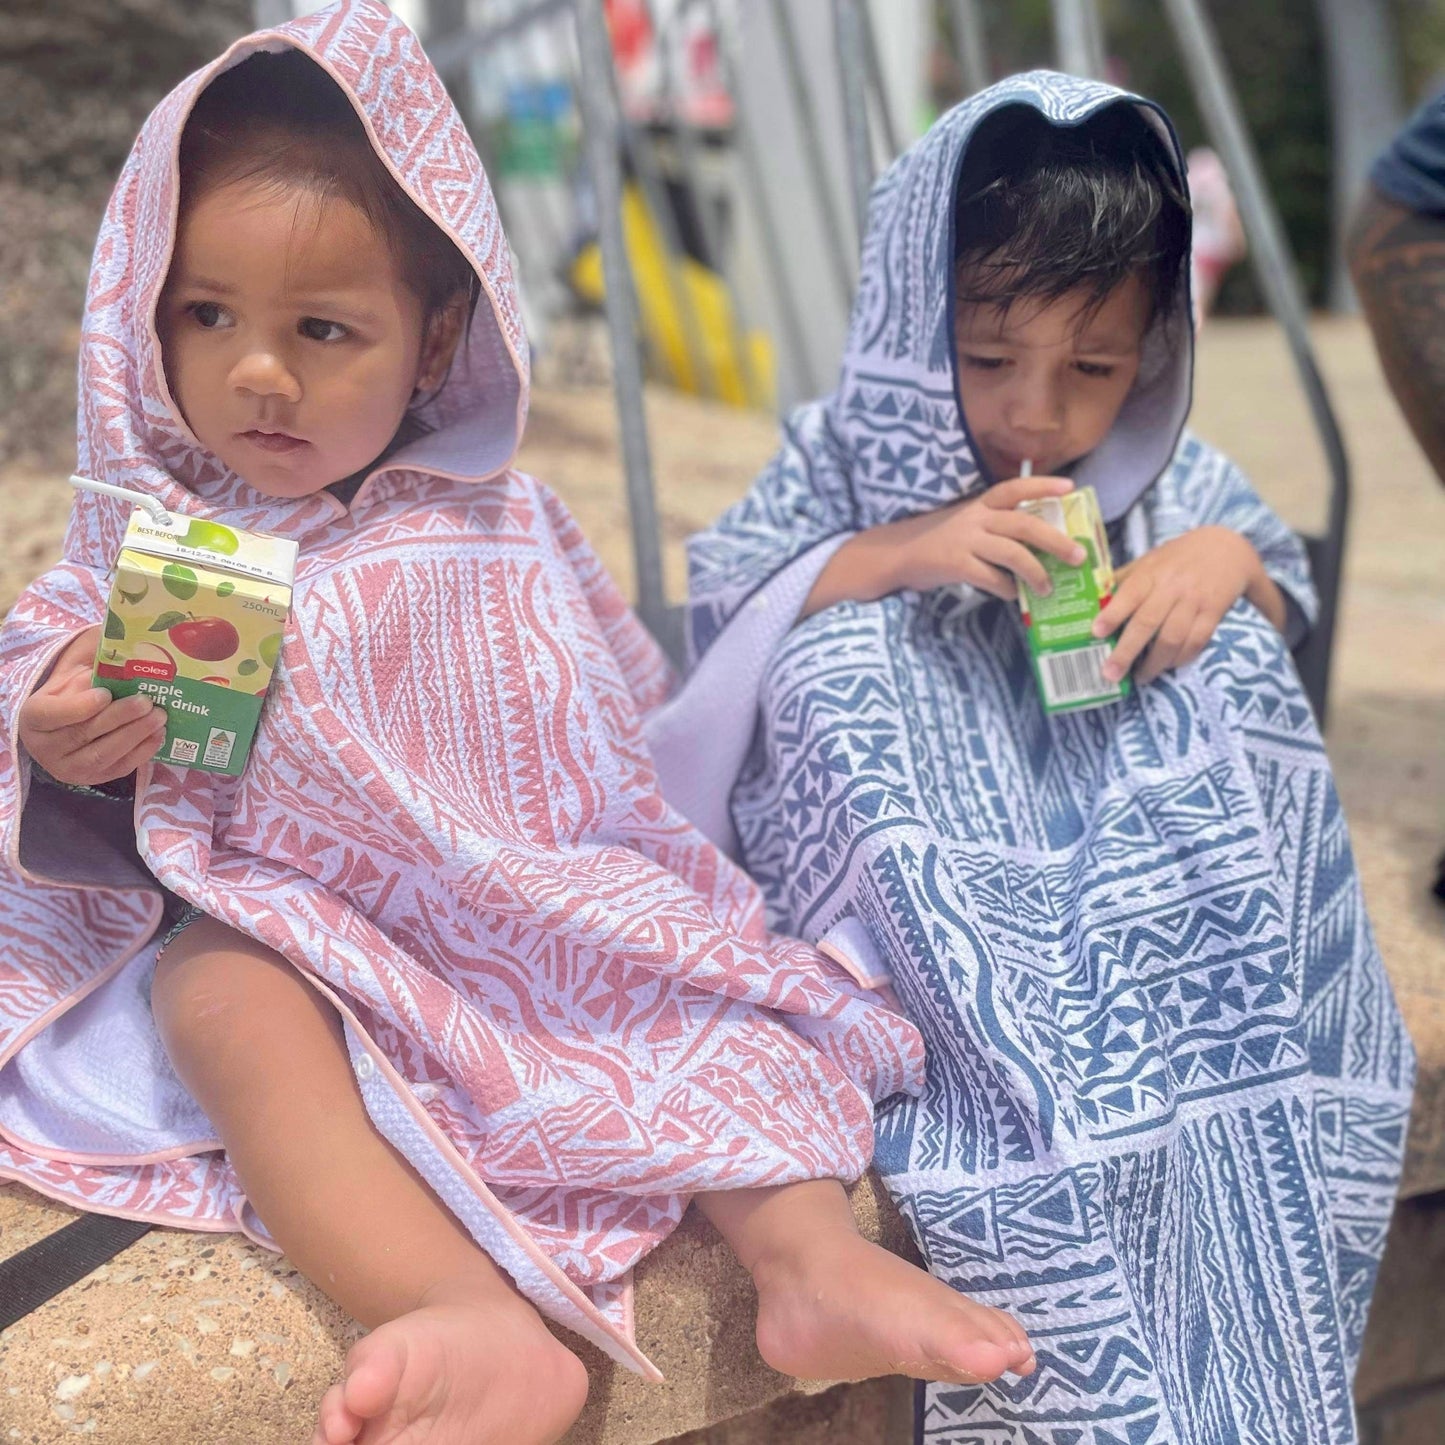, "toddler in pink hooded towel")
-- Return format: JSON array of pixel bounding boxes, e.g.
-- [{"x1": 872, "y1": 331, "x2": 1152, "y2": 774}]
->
[{"x1": 0, "y1": 3, "x2": 1035, "y2": 1439}]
